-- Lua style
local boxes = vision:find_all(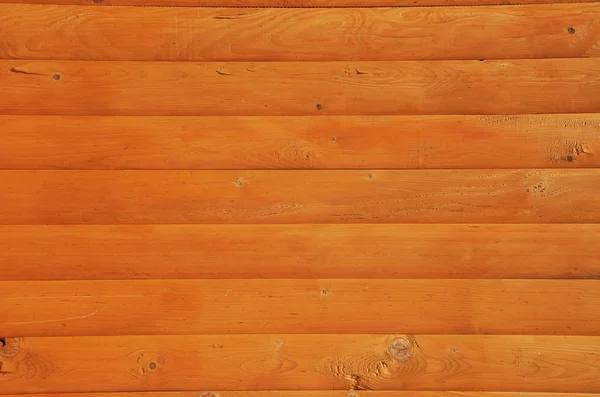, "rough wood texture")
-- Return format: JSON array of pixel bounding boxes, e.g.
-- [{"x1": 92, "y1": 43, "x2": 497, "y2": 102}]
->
[
  {"x1": 0, "y1": 0, "x2": 596, "y2": 6},
  {"x1": 1, "y1": 115, "x2": 598, "y2": 169},
  {"x1": 2, "y1": 59, "x2": 600, "y2": 116},
  {"x1": 1, "y1": 335, "x2": 599, "y2": 393},
  {"x1": 2, "y1": 279, "x2": 599, "y2": 336},
  {"x1": 1, "y1": 224, "x2": 599, "y2": 280},
  {"x1": 2, "y1": 170, "x2": 600, "y2": 224},
  {"x1": 1, "y1": 4, "x2": 597, "y2": 61}
]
